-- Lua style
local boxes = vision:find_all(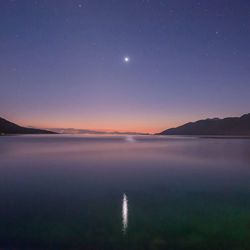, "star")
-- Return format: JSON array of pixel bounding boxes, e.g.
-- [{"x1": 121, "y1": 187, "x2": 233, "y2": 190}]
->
[{"x1": 123, "y1": 56, "x2": 130, "y2": 63}]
